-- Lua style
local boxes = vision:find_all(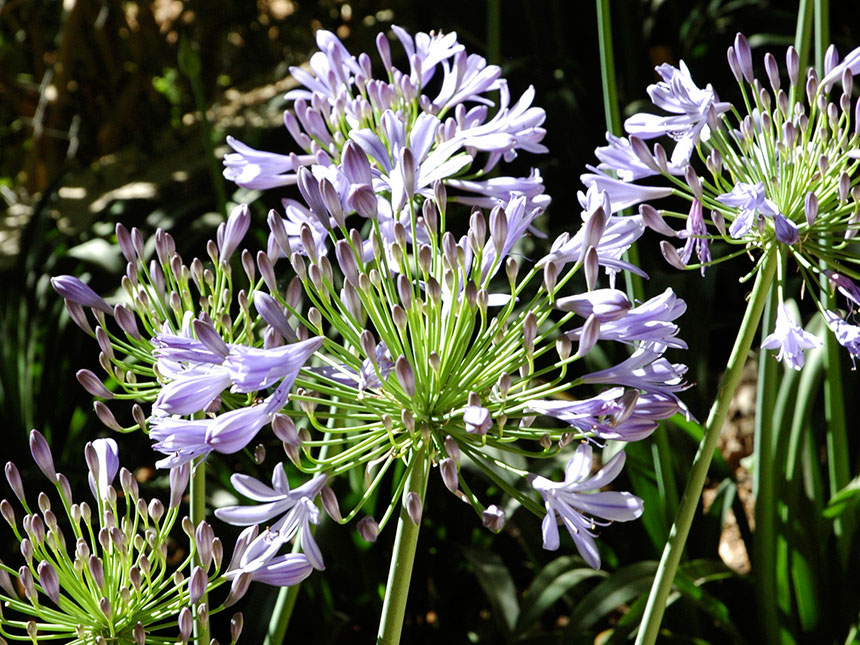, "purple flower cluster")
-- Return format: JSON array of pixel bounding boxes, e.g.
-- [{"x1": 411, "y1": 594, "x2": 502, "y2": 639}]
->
[
  {"x1": 49, "y1": 26, "x2": 694, "y2": 576},
  {"x1": 224, "y1": 27, "x2": 549, "y2": 262},
  {"x1": 582, "y1": 32, "x2": 860, "y2": 371}
]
